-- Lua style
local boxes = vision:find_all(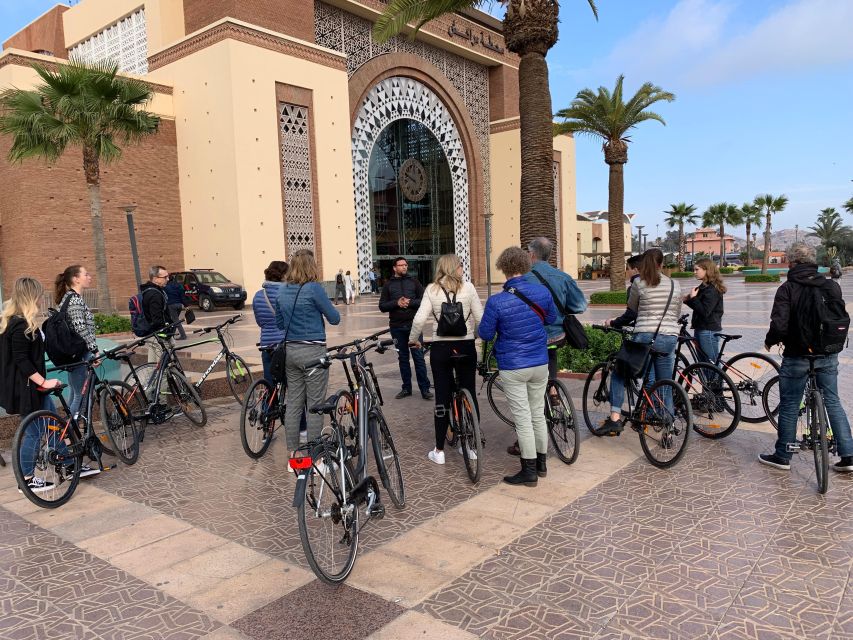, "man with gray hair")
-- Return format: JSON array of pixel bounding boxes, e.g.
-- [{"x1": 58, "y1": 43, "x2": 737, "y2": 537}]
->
[
  {"x1": 140, "y1": 265, "x2": 172, "y2": 367},
  {"x1": 760, "y1": 242, "x2": 853, "y2": 472}
]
